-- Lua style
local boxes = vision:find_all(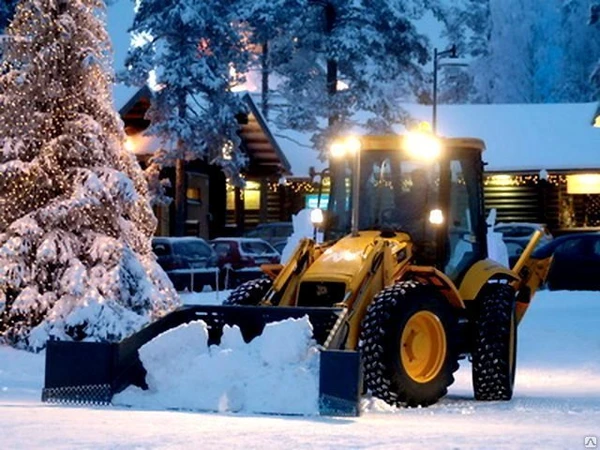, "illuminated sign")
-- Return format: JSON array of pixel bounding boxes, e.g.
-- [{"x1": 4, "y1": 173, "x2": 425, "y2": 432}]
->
[{"x1": 305, "y1": 194, "x2": 329, "y2": 209}]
